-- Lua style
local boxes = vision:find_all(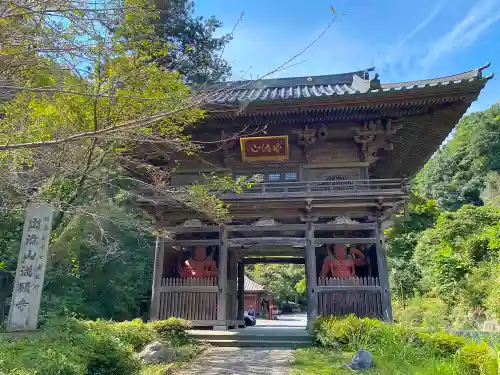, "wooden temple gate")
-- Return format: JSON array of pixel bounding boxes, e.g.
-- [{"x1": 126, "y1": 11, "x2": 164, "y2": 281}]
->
[
  {"x1": 149, "y1": 220, "x2": 392, "y2": 329},
  {"x1": 140, "y1": 66, "x2": 490, "y2": 330}
]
